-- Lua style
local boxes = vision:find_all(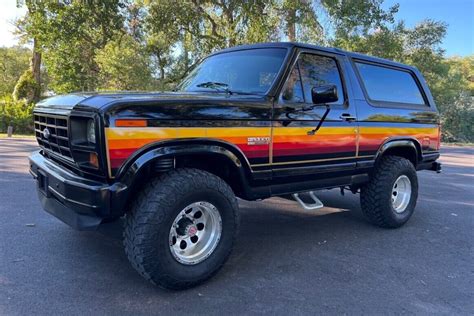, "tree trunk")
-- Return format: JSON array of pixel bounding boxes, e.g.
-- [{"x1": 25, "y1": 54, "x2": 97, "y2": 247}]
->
[
  {"x1": 156, "y1": 53, "x2": 165, "y2": 91},
  {"x1": 31, "y1": 37, "x2": 41, "y2": 102},
  {"x1": 286, "y1": 8, "x2": 296, "y2": 42}
]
